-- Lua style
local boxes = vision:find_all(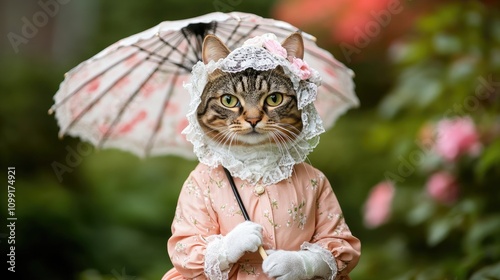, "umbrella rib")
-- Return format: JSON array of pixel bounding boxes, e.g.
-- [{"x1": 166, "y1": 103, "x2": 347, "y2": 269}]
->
[
  {"x1": 156, "y1": 33, "x2": 196, "y2": 72},
  {"x1": 212, "y1": 21, "x2": 218, "y2": 37},
  {"x1": 170, "y1": 62, "x2": 193, "y2": 72},
  {"x1": 253, "y1": 26, "x2": 298, "y2": 37},
  {"x1": 145, "y1": 31, "x2": 192, "y2": 156},
  {"x1": 155, "y1": 32, "x2": 195, "y2": 73},
  {"x1": 223, "y1": 20, "x2": 241, "y2": 47},
  {"x1": 226, "y1": 24, "x2": 260, "y2": 50},
  {"x1": 157, "y1": 66, "x2": 195, "y2": 74},
  {"x1": 60, "y1": 35, "x2": 181, "y2": 137},
  {"x1": 195, "y1": 26, "x2": 205, "y2": 59},
  {"x1": 146, "y1": 34, "x2": 193, "y2": 155},
  {"x1": 157, "y1": 34, "x2": 199, "y2": 66},
  {"x1": 50, "y1": 48, "x2": 136, "y2": 112},
  {"x1": 144, "y1": 71, "x2": 180, "y2": 157},
  {"x1": 322, "y1": 83, "x2": 356, "y2": 104},
  {"x1": 130, "y1": 33, "x2": 182, "y2": 64},
  {"x1": 305, "y1": 49, "x2": 357, "y2": 105},
  {"x1": 130, "y1": 44, "x2": 169, "y2": 62},
  {"x1": 50, "y1": 37, "x2": 164, "y2": 113},
  {"x1": 98, "y1": 34, "x2": 189, "y2": 148},
  {"x1": 59, "y1": 58, "x2": 145, "y2": 137},
  {"x1": 217, "y1": 20, "x2": 295, "y2": 32},
  {"x1": 180, "y1": 28, "x2": 202, "y2": 64},
  {"x1": 216, "y1": 24, "x2": 297, "y2": 42},
  {"x1": 217, "y1": 23, "x2": 298, "y2": 49},
  {"x1": 98, "y1": 62, "x2": 162, "y2": 148}
]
